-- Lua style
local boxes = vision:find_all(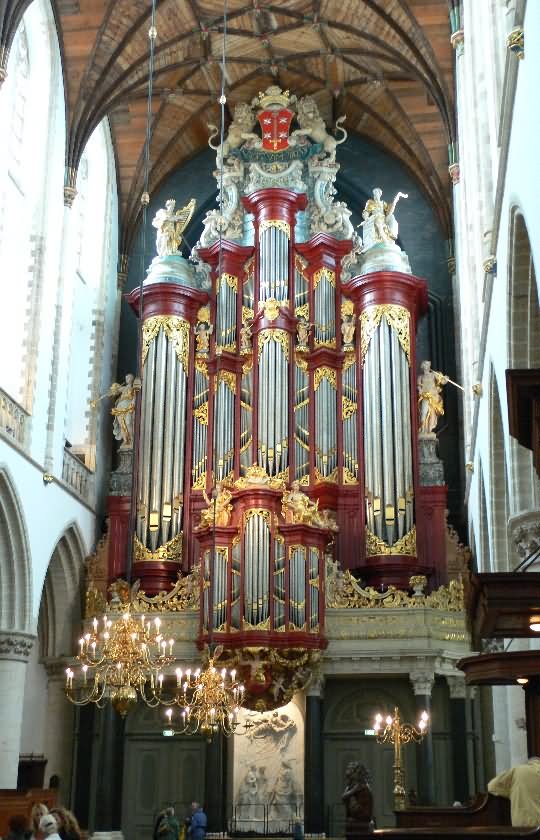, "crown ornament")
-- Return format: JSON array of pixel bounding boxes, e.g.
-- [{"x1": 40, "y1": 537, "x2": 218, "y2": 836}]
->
[{"x1": 255, "y1": 85, "x2": 291, "y2": 110}]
